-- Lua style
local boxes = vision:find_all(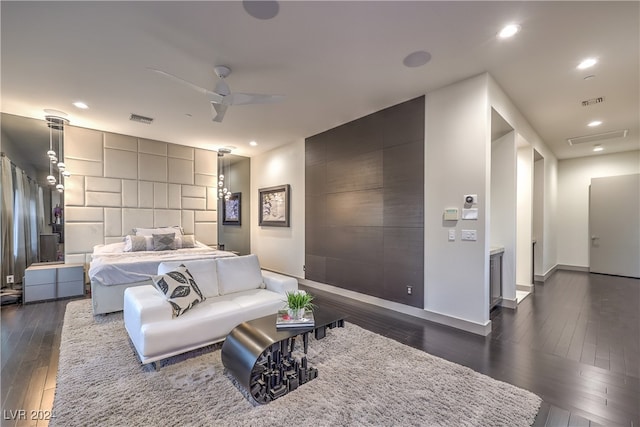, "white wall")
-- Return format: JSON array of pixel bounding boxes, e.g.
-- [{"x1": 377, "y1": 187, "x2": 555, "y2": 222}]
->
[
  {"x1": 251, "y1": 139, "x2": 305, "y2": 277},
  {"x1": 490, "y1": 131, "x2": 517, "y2": 302},
  {"x1": 557, "y1": 150, "x2": 640, "y2": 268},
  {"x1": 488, "y1": 76, "x2": 558, "y2": 277},
  {"x1": 425, "y1": 73, "x2": 490, "y2": 327},
  {"x1": 516, "y1": 144, "x2": 533, "y2": 286}
]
